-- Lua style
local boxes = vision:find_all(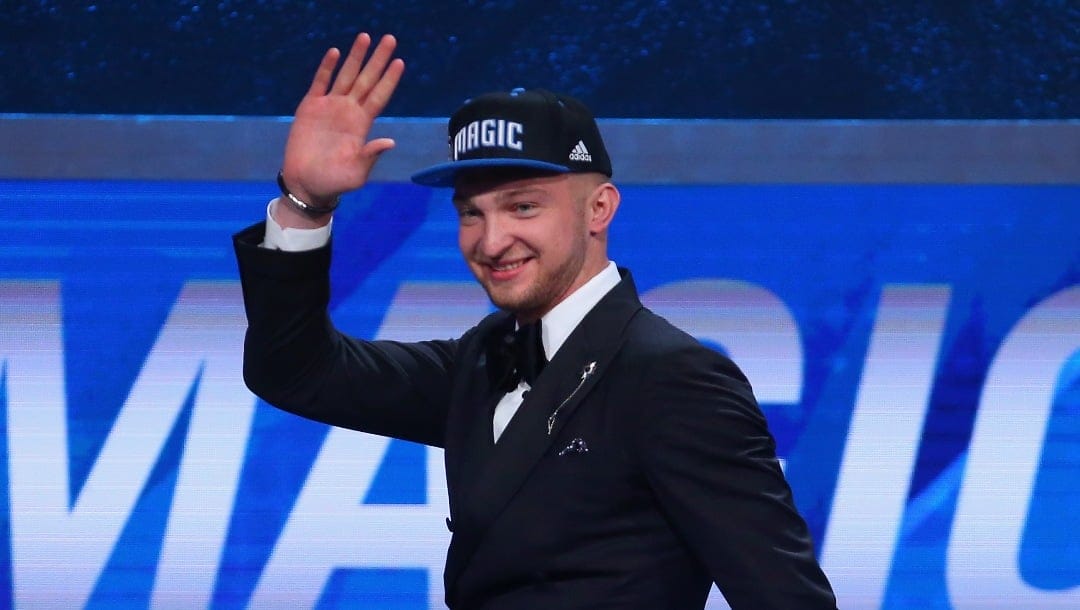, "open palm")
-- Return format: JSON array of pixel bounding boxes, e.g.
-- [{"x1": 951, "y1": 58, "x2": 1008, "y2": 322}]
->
[{"x1": 281, "y1": 33, "x2": 405, "y2": 207}]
